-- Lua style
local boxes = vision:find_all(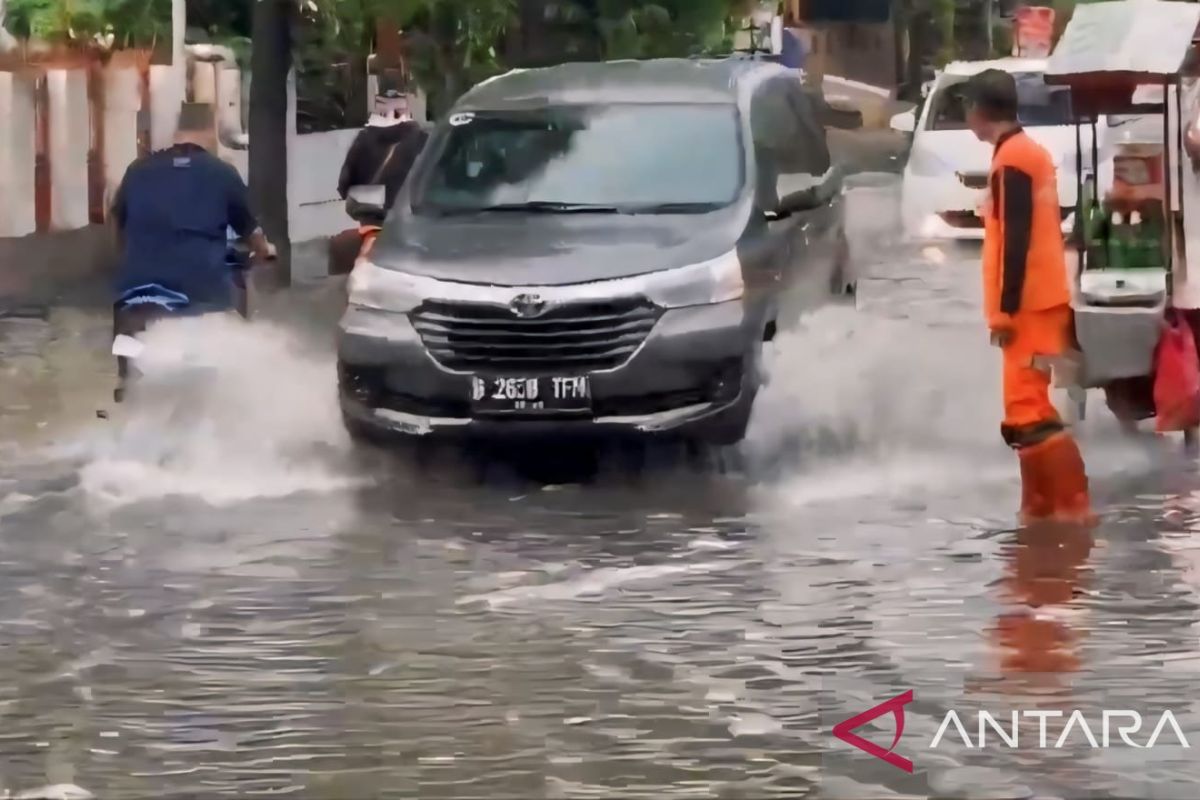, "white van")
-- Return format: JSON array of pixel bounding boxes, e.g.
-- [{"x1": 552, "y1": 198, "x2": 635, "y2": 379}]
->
[{"x1": 891, "y1": 58, "x2": 1113, "y2": 241}]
